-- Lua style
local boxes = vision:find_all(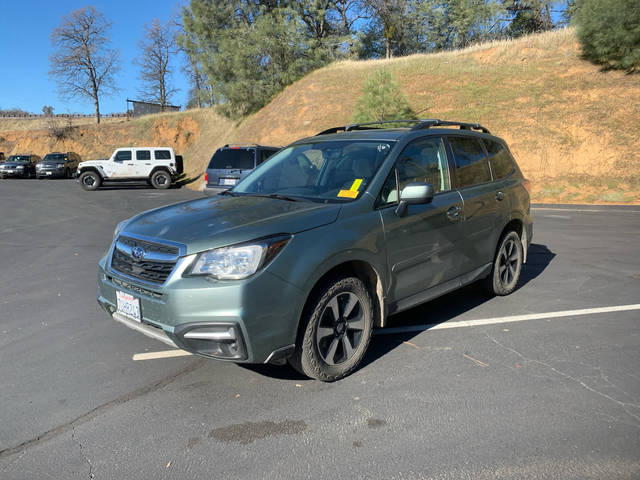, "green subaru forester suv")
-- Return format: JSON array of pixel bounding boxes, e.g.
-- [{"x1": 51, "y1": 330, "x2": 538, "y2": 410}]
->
[{"x1": 97, "y1": 119, "x2": 532, "y2": 381}]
